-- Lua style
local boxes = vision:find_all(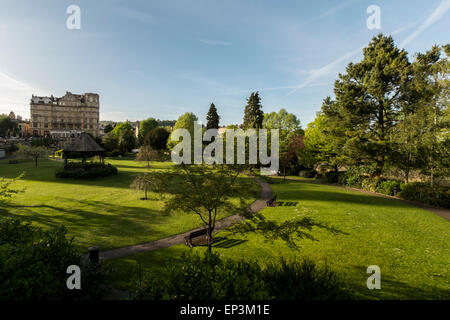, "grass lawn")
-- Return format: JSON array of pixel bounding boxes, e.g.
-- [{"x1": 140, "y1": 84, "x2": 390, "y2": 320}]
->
[
  {"x1": 107, "y1": 179, "x2": 450, "y2": 300},
  {"x1": 0, "y1": 157, "x2": 259, "y2": 252}
]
